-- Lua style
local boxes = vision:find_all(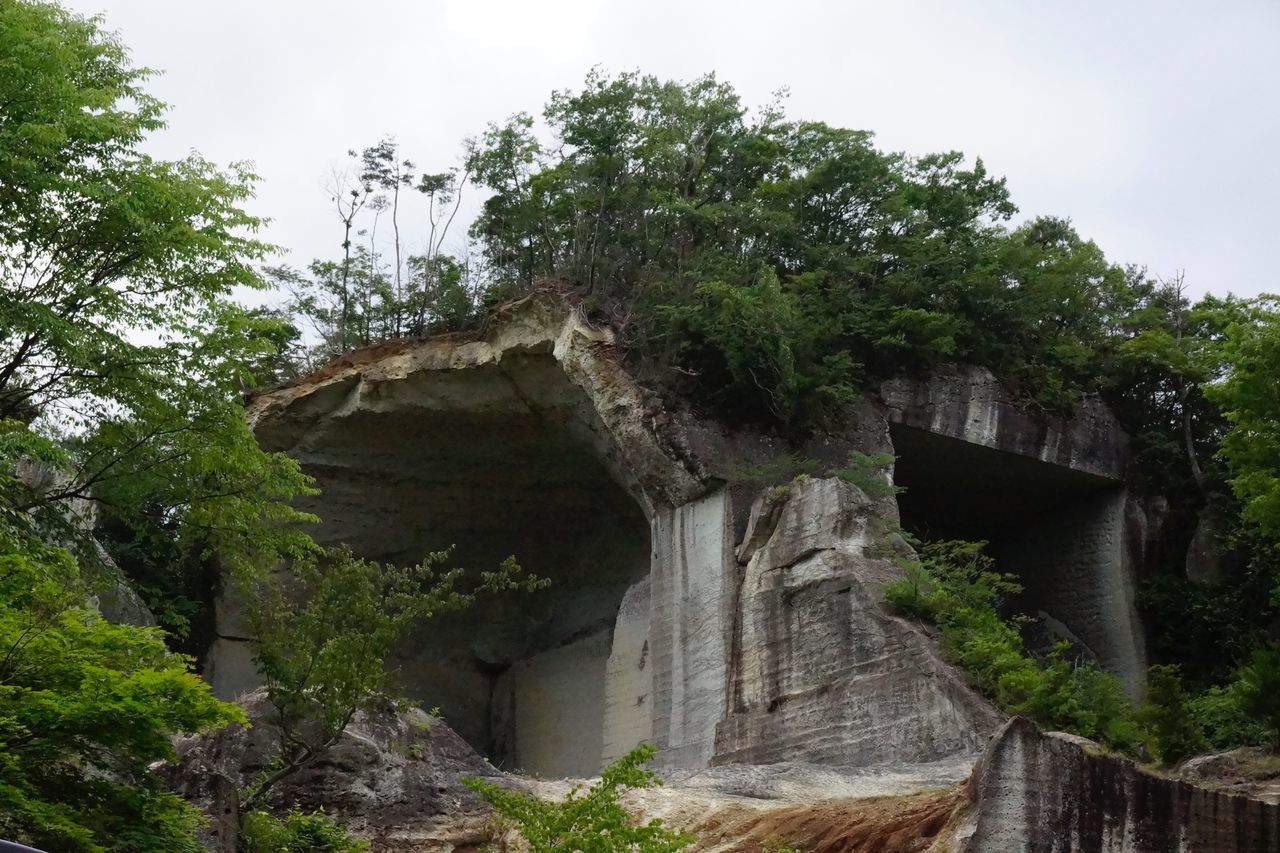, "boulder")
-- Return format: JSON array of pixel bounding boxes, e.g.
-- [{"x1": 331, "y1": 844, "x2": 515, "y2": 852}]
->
[{"x1": 162, "y1": 689, "x2": 501, "y2": 850}]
